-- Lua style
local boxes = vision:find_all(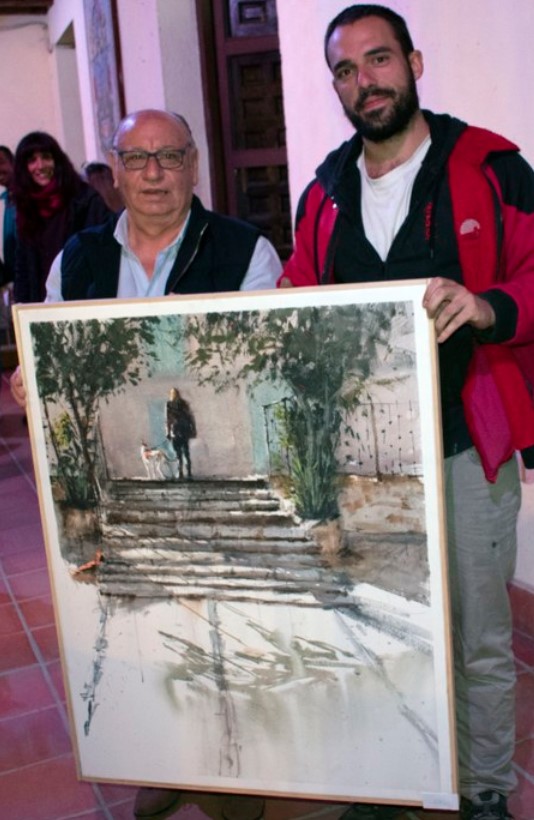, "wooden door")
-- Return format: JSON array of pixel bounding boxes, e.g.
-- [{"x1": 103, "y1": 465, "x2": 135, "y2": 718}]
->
[{"x1": 196, "y1": 0, "x2": 292, "y2": 259}]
